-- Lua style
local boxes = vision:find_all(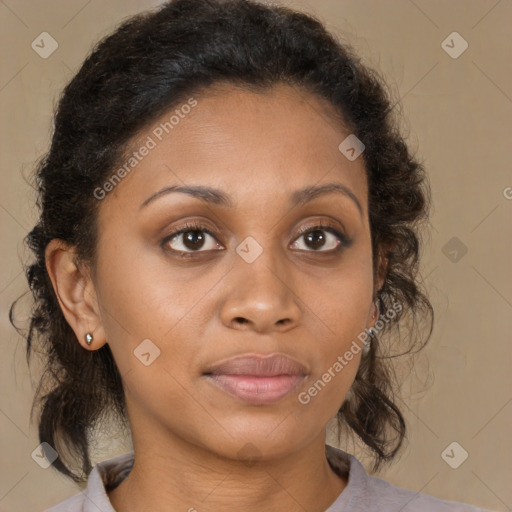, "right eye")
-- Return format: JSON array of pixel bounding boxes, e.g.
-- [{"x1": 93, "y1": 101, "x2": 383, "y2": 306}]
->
[{"x1": 161, "y1": 222, "x2": 224, "y2": 255}]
